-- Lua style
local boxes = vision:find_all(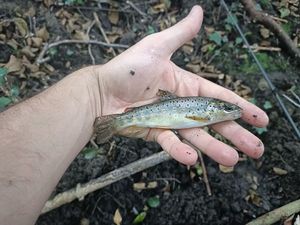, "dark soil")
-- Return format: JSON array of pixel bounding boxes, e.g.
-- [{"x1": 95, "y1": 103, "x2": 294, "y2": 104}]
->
[{"x1": 1, "y1": 0, "x2": 299, "y2": 224}]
